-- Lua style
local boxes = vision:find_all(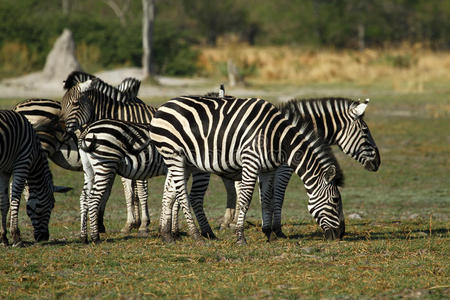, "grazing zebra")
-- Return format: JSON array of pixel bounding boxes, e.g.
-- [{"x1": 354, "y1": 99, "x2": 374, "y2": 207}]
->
[
  {"x1": 150, "y1": 96, "x2": 345, "y2": 244},
  {"x1": 60, "y1": 72, "x2": 159, "y2": 240},
  {"x1": 77, "y1": 119, "x2": 167, "y2": 242},
  {"x1": 0, "y1": 110, "x2": 55, "y2": 246},
  {"x1": 219, "y1": 97, "x2": 380, "y2": 238}
]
